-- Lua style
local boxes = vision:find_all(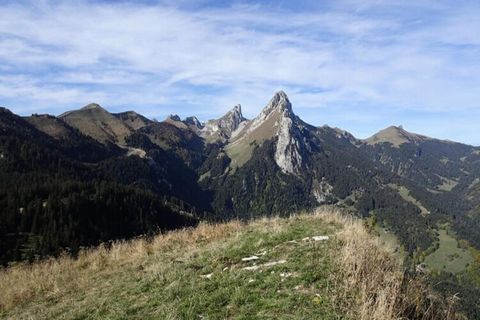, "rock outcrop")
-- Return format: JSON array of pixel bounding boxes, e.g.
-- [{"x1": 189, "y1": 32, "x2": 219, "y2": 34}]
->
[
  {"x1": 184, "y1": 116, "x2": 204, "y2": 130},
  {"x1": 201, "y1": 104, "x2": 247, "y2": 142}
]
